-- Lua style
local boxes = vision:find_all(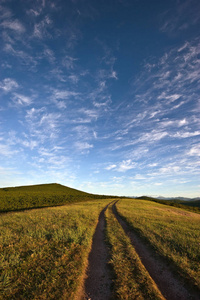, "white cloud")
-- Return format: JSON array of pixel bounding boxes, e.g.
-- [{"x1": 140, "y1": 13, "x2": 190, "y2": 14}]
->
[
  {"x1": 105, "y1": 164, "x2": 117, "y2": 170},
  {"x1": 25, "y1": 108, "x2": 61, "y2": 141},
  {"x1": 117, "y1": 159, "x2": 136, "y2": 172},
  {"x1": 75, "y1": 142, "x2": 93, "y2": 151},
  {"x1": 79, "y1": 108, "x2": 99, "y2": 119},
  {"x1": 4, "y1": 44, "x2": 37, "y2": 67},
  {"x1": 140, "y1": 130, "x2": 168, "y2": 143},
  {"x1": 0, "y1": 5, "x2": 12, "y2": 20},
  {"x1": 188, "y1": 145, "x2": 200, "y2": 156},
  {"x1": 1, "y1": 19, "x2": 25, "y2": 33},
  {"x1": 148, "y1": 163, "x2": 158, "y2": 167},
  {"x1": 26, "y1": 9, "x2": 41, "y2": 17},
  {"x1": 159, "y1": 165, "x2": 180, "y2": 174},
  {"x1": 62, "y1": 56, "x2": 78, "y2": 69},
  {"x1": 21, "y1": 140, "x2": 38, "y2": 150},
  {"x1": 110, "y1": 70, "x2": 118, "y2": 79},
  {"x1": 173, "y1": 131, "x2": 200, "y2": 138},
  {"x1": 51, "y1": 89, "x2": 79, "y2": 109},
  {"x1": 33, "y1": 16, "x2": 52, "y2": 39},
  {"x1": 0, "y1": 143, "x2": 18, "y2": 157},
  {"x1": 134, "y1": 174, "x2": 146, "y2": 180},
  {"x1": 68, "y1": 74, "x2": 79, "y2": 83},
  {"x1": 160, "y1": 0, "x2": 200, "y2": 35},
  {"x1": 178, "y1": 42, "x2": 189, "y2": 52},
  {"x1": 52, "y1": 89, "x2": 79, "y2": 100},
  {"x1": 158, "y1": 93, "x2": 181, "y2": 102},
  {"x1": 43, "y1": 48, "x2": 55, "y2": 63},
  {"x1": 56, "y1": 101, "x2": 67, "y2": 109},
  {"x1": 178, "y1": 118, "x2": 188, "y2": 126},
  {"x1": 160, "y1": 118, "x2": 188, "y2": 128},
  {"x1": 12, "y1": 93, "x2": 32, "y2": 106},
  {"x1": 0, "y1": 78, "x2": 19, "y2": 92},
  {"x1": 93, "y1": 131, "x2": 97, "y2": 139}
]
